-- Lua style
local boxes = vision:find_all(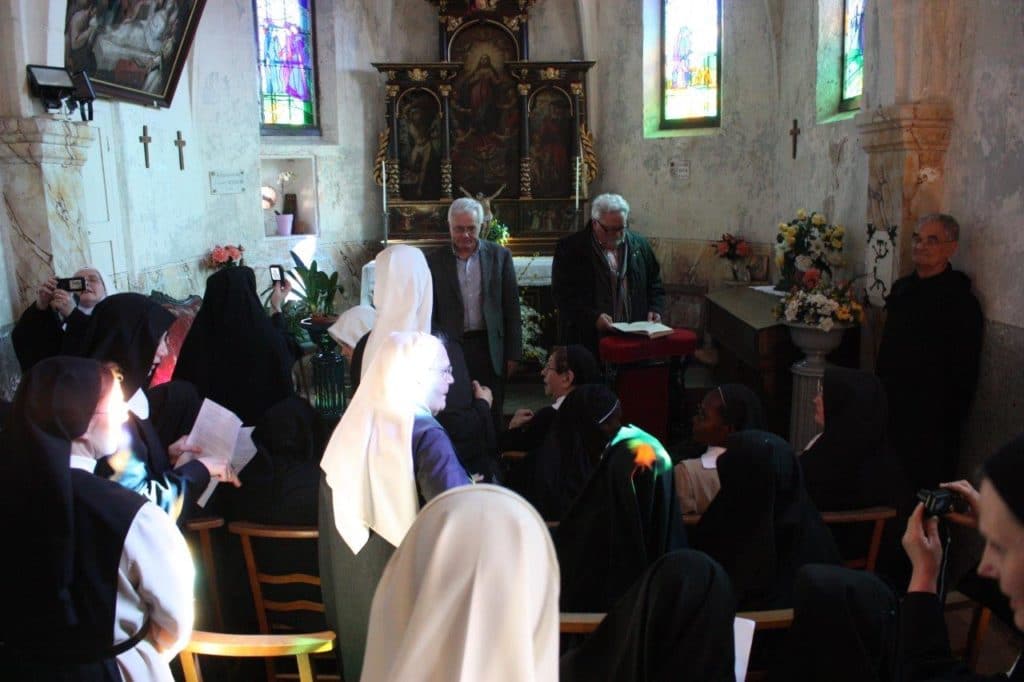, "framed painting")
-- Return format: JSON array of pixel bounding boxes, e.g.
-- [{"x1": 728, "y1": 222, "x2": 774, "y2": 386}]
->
[{"x1": 64, "y1": 0, "x2": 208, "y2": 107}]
